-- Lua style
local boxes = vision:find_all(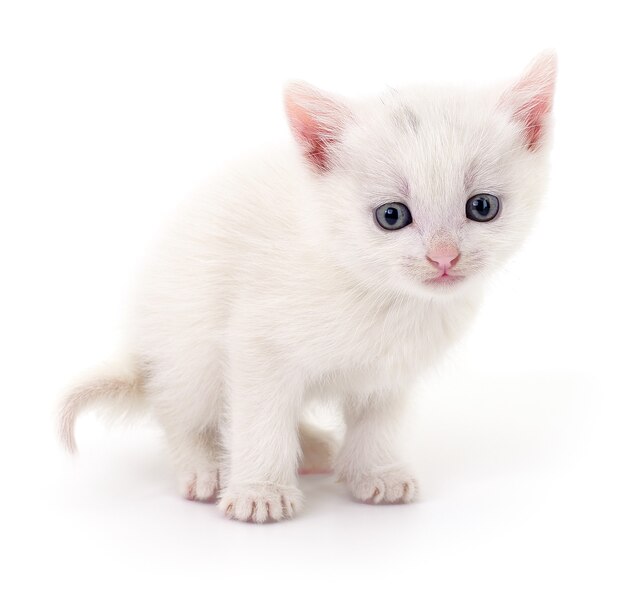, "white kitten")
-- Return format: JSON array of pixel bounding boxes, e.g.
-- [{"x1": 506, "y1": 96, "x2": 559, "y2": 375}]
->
[{"x1": 59, "y1": 53, "x2": 556, "y2": 523}]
